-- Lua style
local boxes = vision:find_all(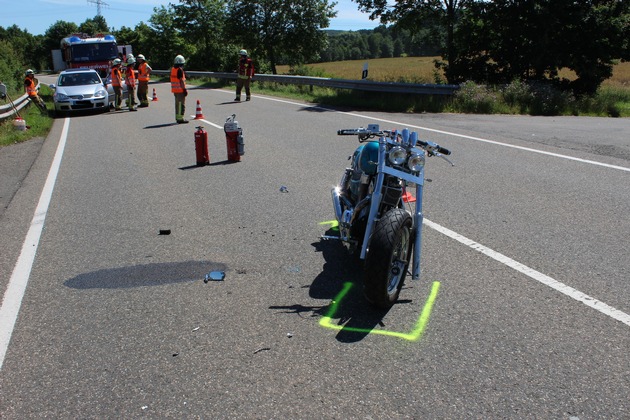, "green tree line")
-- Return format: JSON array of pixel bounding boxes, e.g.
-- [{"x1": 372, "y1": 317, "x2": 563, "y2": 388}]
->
[{"x1": 1, "y1": 0, "x2": 628, "y2": 97}]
